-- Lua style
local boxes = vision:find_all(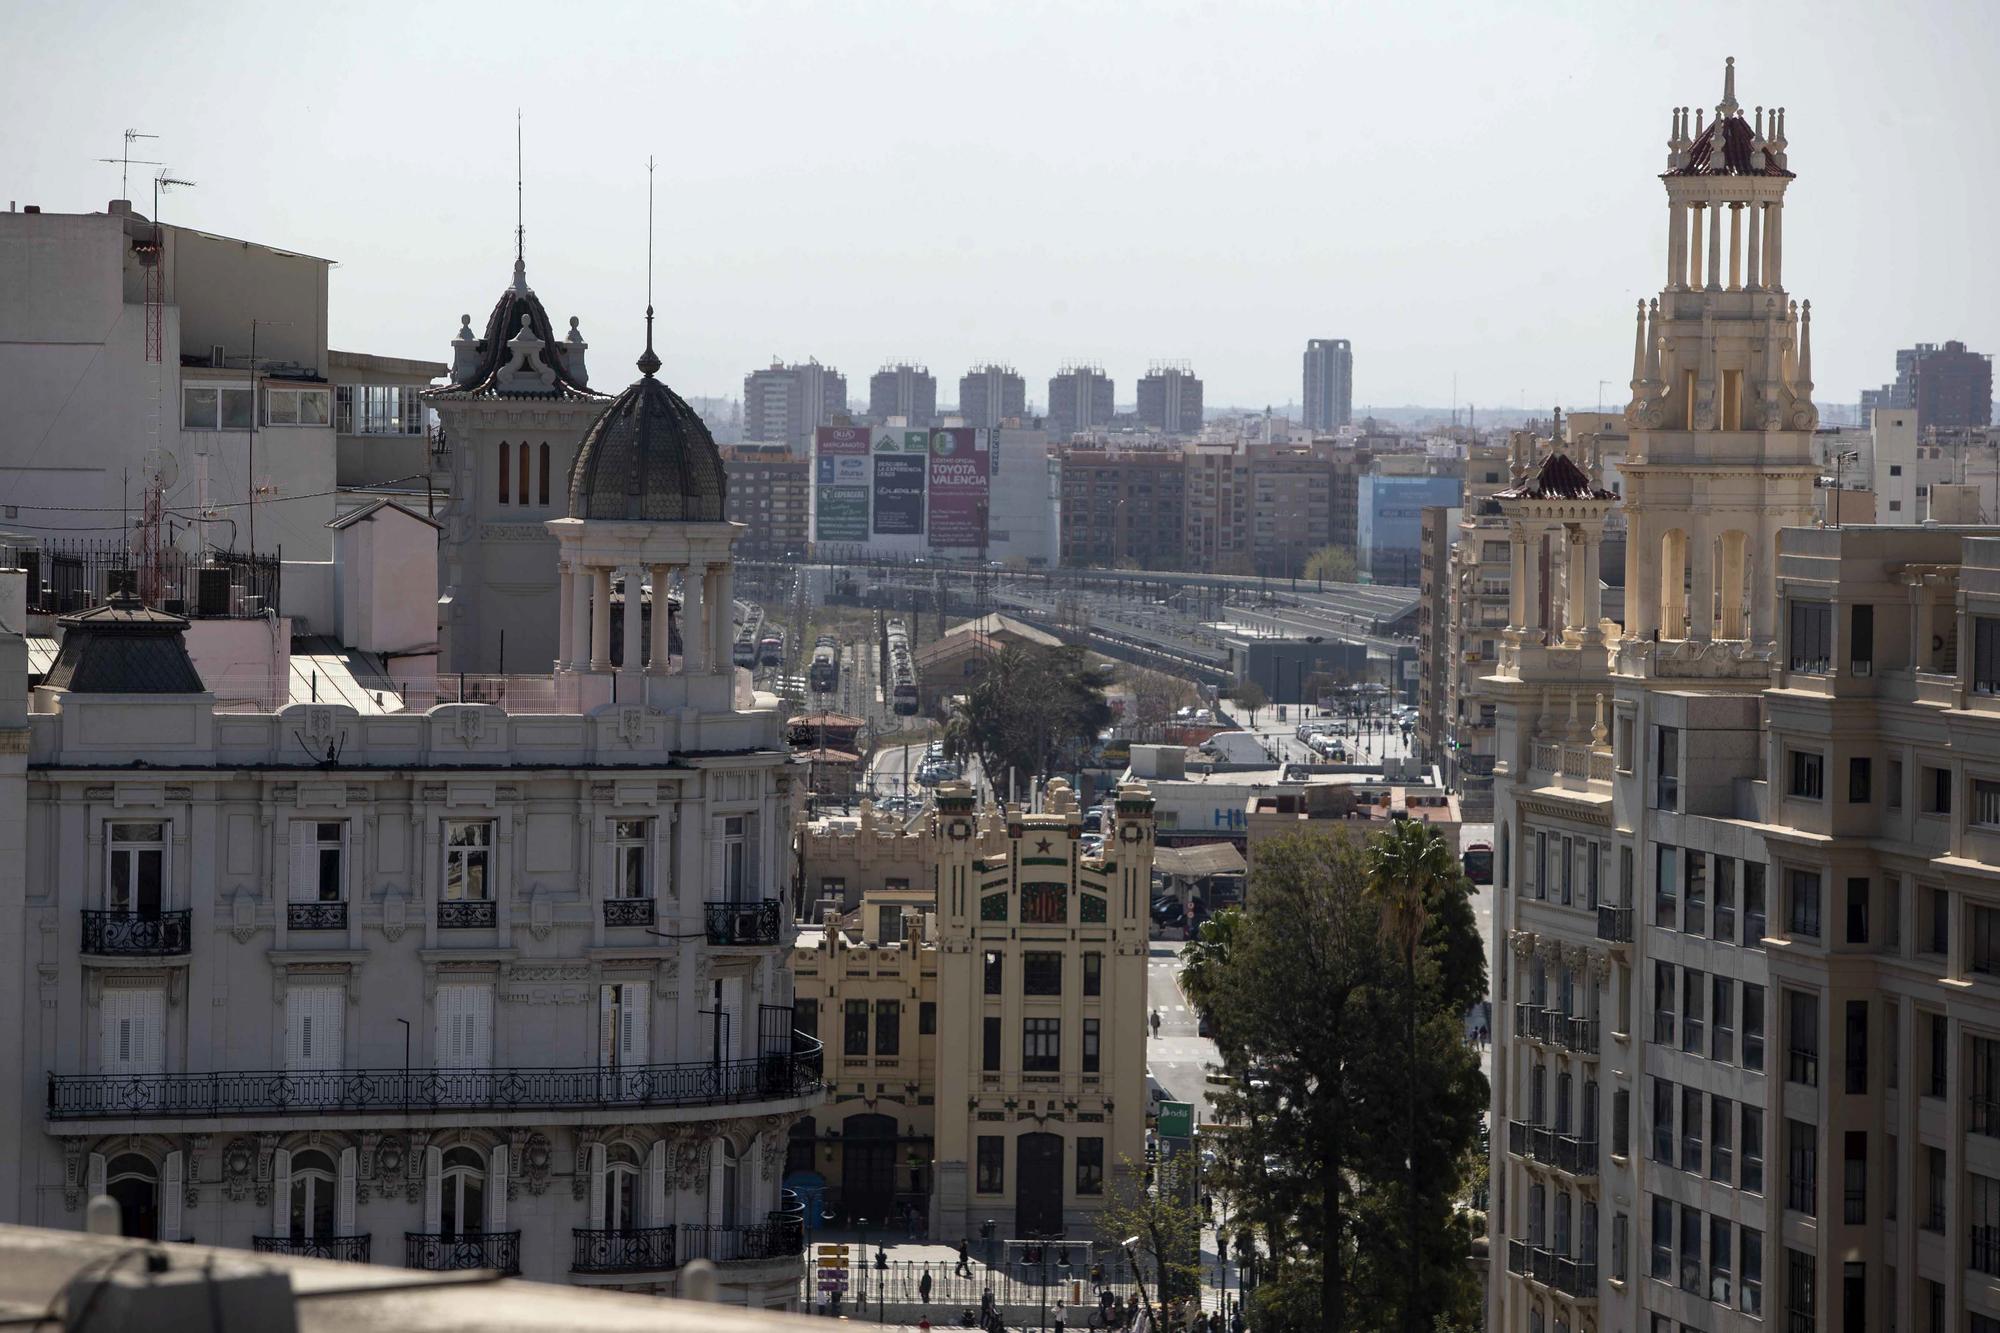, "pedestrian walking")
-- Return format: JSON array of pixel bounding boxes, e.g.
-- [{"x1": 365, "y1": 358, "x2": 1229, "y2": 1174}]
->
[
  {"x1": 957, "y1": 1238, "x2": 973, "y2": 1277},
  {"x1": 1230, "y1": 1302, "x2": 1245, "y2": 1333},
  {"x1": 1150, "y1": 1009, "x2": 1161, "y2": 1039},
  {"x1": 921, "y1": 1267, "x2": 934, "y2": 1305}
]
